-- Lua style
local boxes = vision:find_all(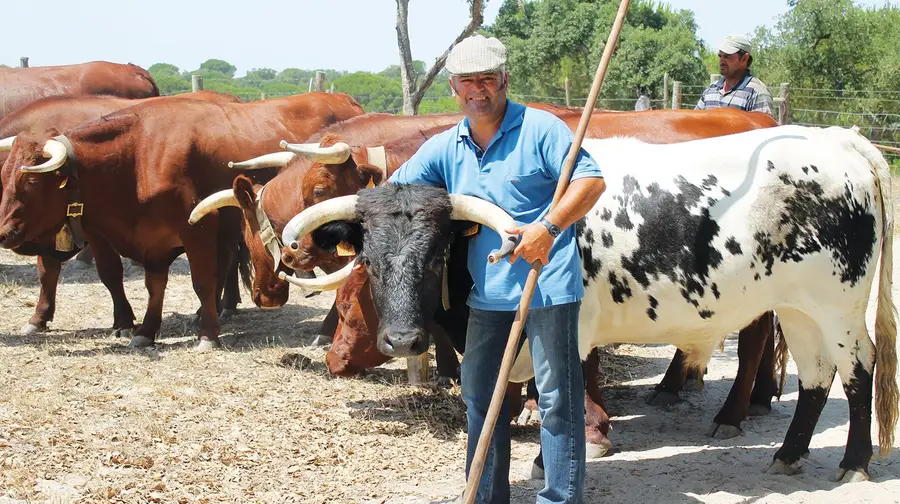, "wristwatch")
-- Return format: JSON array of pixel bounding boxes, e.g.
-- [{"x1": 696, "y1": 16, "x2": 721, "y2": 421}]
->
[{"x1": 540, "y1": 217, "x2": 561, "y2": 238}]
